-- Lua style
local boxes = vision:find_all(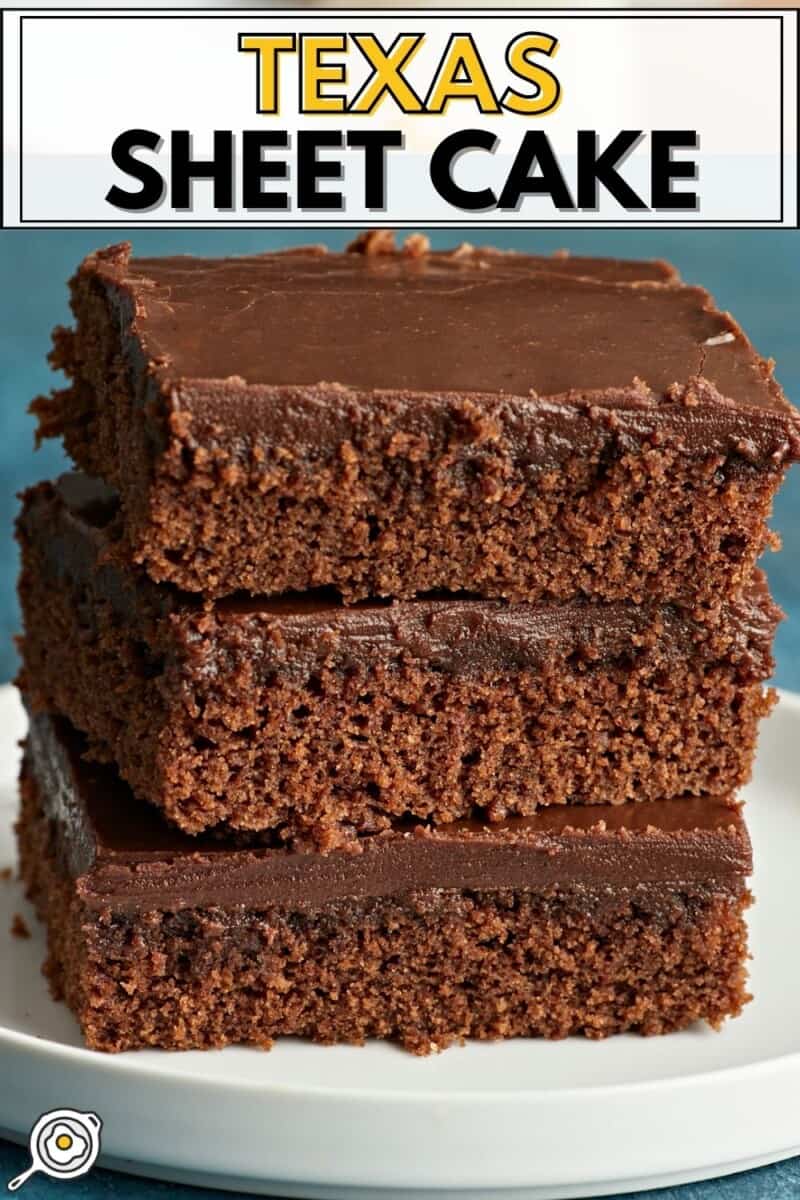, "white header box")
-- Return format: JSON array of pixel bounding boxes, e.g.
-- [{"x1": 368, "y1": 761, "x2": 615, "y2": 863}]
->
[{"x1": 2, "y1": 7, "x2": 798, "y2": 227}]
